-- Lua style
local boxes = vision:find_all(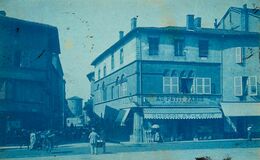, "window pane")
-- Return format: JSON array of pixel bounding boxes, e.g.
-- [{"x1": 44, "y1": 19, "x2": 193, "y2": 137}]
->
[
  {"x1": 204, "y1": 86, "x2": 211, "y2": 94},
  {"x1": 164, "y1": 77, "x2": 170, "y2": 84},
  {"x1": 196, "y1": 78, "x2": 203, "y2": 85},
  {"x1": 164, "y1": 86, "x2": 171, "y2": 93},
  {"x1": 204, "y1": 78, "x2": 210, "y2": 85},
  {"x1": 172, "y1": 86, "x2": 178, "y2": 94},
  {"x1": 197, "y1": 86, "x2": 203, "y2": 94}
]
